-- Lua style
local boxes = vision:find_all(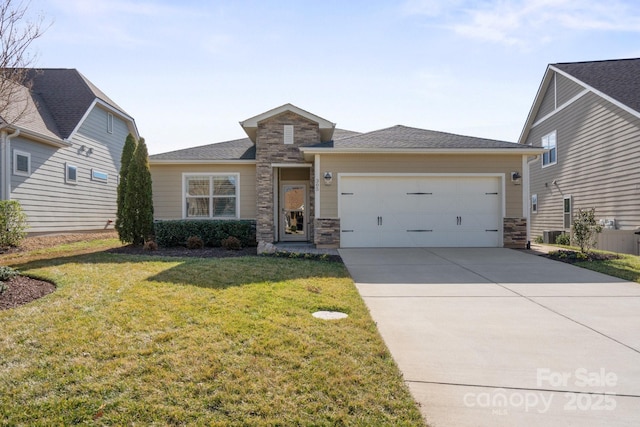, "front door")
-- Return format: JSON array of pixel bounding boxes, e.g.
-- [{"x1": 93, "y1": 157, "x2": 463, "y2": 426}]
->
[{"x1": 280, "y1": 183, "x2": 307, "y2": 241}]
